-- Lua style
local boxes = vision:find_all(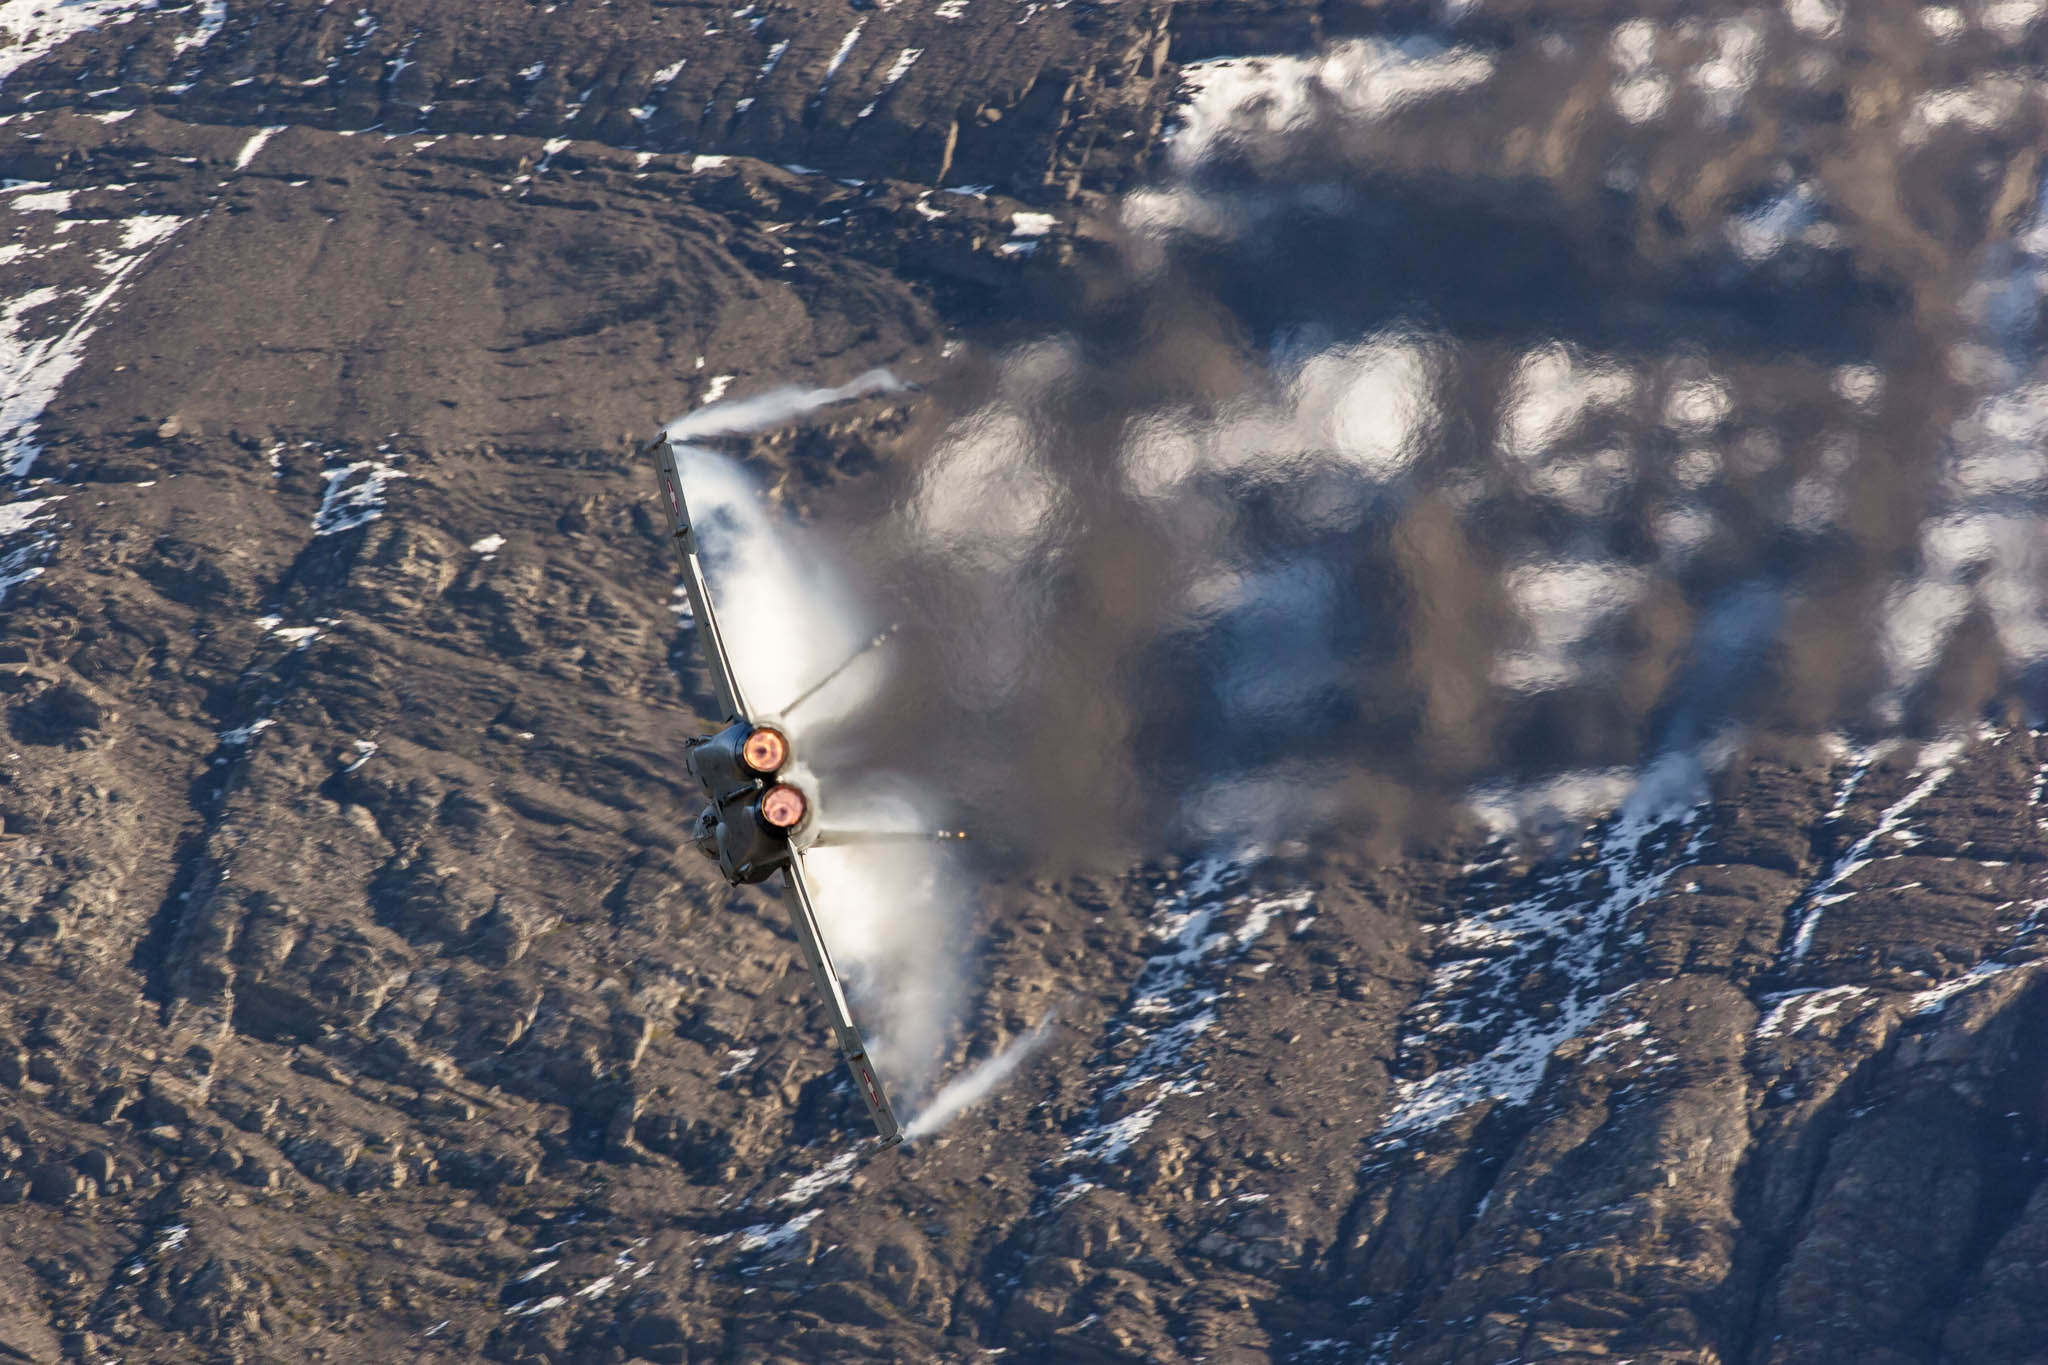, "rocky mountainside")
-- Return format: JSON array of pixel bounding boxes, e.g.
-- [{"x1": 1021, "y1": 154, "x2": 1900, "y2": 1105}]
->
[{"x1": 2, "y1": 0, "x2": 2047, "y2": 1362}]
